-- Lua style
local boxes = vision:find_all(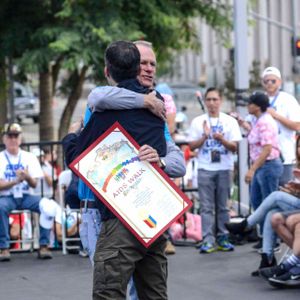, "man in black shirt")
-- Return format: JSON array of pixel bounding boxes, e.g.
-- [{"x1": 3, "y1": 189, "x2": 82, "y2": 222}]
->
[{"x1": 63, "y1": 41, "x2": 168, "y2": 300}]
